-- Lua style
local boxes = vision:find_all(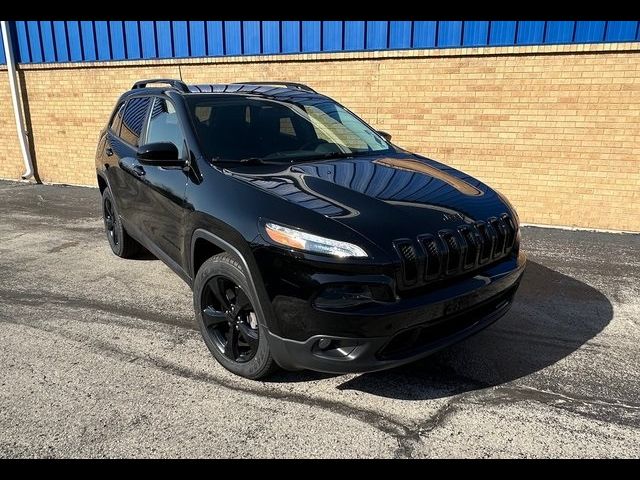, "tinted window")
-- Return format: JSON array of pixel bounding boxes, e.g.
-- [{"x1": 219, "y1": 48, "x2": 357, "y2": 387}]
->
[
  {"x1": 109, "y1": 102, "x2": 125, "y2": 136},
  {"x1": 187, "y1": 96, "x2": 391, "y2": 163},
  {"x1": 146, "y1": 98, "x2": 187, "y2": 158},
  {"x1": 120, "y1": 97, "x2": 150, "y2": 146}
]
